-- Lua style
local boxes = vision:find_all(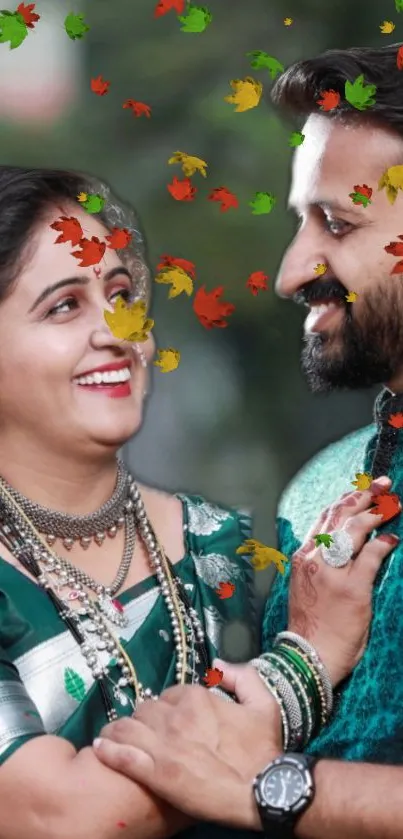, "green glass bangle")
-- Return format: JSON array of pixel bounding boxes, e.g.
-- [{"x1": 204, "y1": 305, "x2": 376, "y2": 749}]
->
[
  {"x1": 278, "y1": 644, "x2": 324, "y2": 737},
  {"x1": 266, "y1": 652, "x2": 314, "y2": 743}
]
